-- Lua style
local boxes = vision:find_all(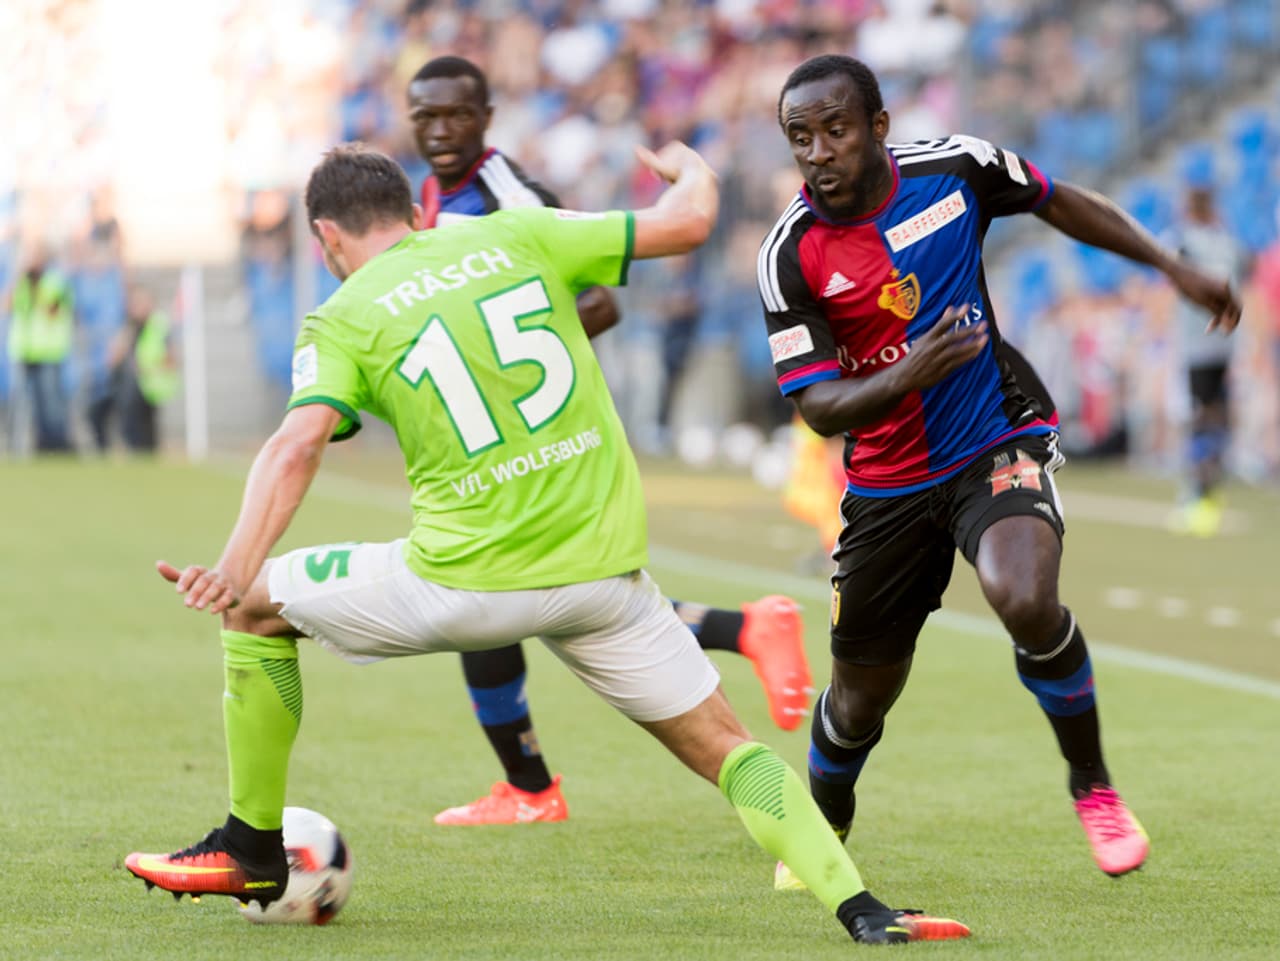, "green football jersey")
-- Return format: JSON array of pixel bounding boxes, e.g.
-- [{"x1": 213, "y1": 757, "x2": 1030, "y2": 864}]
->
[{"x1": 288, "y1": 206, "x2": 645, "y2": 591}]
